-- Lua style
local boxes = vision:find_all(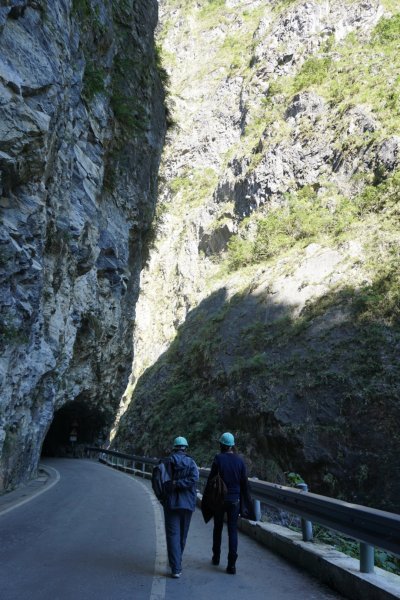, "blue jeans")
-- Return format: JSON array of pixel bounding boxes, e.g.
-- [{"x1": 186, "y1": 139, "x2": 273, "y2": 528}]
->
[
  {"x1": 163, "y1": 507, "x2": 192, "y2": 573},
  {"x1": 212, "y1": 499, "x2": 240, "y2": 561}
]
